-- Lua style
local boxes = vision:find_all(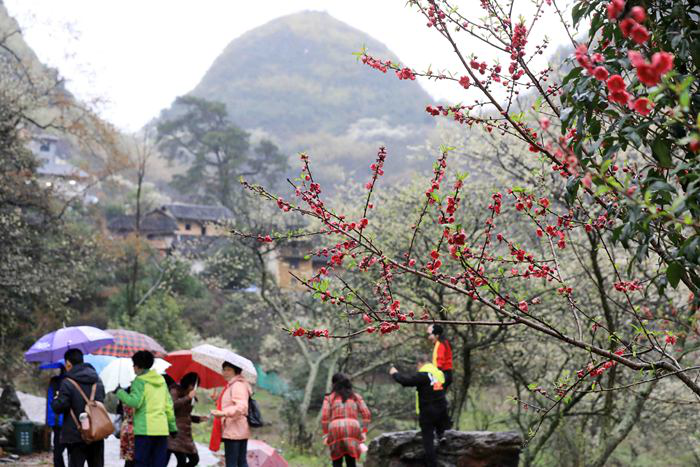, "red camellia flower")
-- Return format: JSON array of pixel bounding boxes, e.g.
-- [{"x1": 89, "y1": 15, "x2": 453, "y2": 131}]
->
[
  {"x1": 630, "y1": 24, "x2": 650, "y2": 44},
  {"x1": 606, "y1": 0, "x2": 625, "y2": 20},
  {"x1": 629, "y1": 51, "x2": 674, "y2": 86},
  {"x1": 630, "y1": 6, "x2": 646, "y2": 22},
  {"x1": 651, "y1": 52, "x2": 674, "y2": 75},
  {"x1": 620, "y1": 18, "x2": 636, "y2": 37},
  {"x1": 606, "y1": 74, "x2": 626, "y2": 92},
  {"x1": 593, "y1": 66, "x2": 609, "y2": 81},
  {"x1": 459, "y1": 75, "x2": 471, "y2": 89},
  {"x1": 633, "y1": 97, "x2": 653, "y2": 116}
]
